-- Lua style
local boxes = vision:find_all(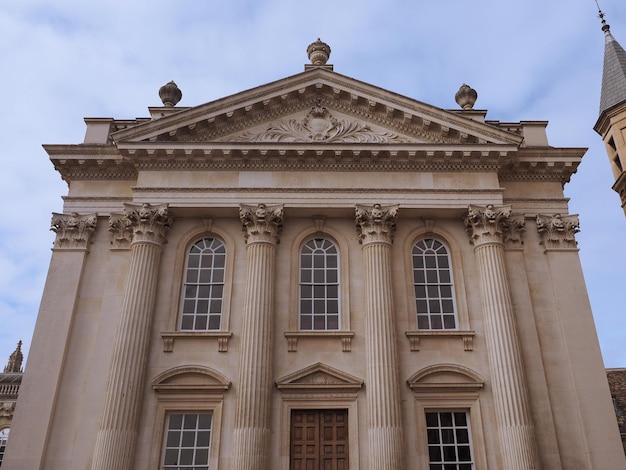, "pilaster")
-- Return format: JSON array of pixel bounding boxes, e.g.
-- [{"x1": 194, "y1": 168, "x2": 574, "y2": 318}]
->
[
  {"x1": 91, "y1": 203, "x2": 172, "y2": 470},
  {"x1": 3, "y1": 213, "x2": 97, "y2": 469},
  {"x1": 464, "y1": 204, "x2": 540, "y2": 469},
  {"x1": 232, "y1": 203, "x2": 283, "y2": 470},
  {"x1": 355, "y1": 203, "x2": 406, "y2": 469}
]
